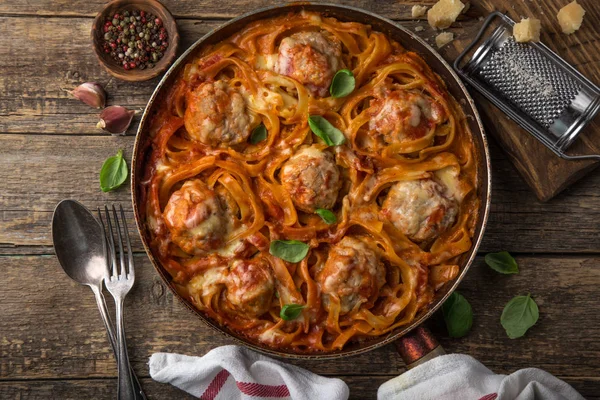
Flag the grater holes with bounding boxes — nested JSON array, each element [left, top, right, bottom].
[[478, 37, 580, 128]]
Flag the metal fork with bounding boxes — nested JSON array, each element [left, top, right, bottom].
[[99, 204, 137, 400]]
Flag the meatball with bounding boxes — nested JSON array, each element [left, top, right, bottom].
[[280, 146, 341, 213], [163, 179, 227, 255], [369, 88, 445, 145], [225, 258, 275, 317], [184, 80, 253, 147], [275, 31, 343, 97], [381, 179, 458, 242], [318, 236, 386, 315]]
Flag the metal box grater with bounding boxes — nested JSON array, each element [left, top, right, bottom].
[[454, 12, 600, 161]]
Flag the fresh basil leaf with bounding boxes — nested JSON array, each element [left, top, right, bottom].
[[501, 294, 539, 339], [330, 69, 356, 98], [250, 123, 267, 144], [442, 291, 473, 338], [315, 209, 337, 224], [100, 149, 128, 192], [485, 251, 519, 274], [280, 304, 305, 321], [269, 240, 310, 263], [308, 115, 346, 146]]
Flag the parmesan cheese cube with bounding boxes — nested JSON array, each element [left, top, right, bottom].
[[557, 1, 585, 34], [412, 5, 428, 18], [513, 18, 542, 43], [427, 0, 465, 29], [435, 32, 454, 48]]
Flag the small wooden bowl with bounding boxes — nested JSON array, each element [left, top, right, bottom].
[[91, 0, 179, 82]]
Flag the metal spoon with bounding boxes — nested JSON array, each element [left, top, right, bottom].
[[52, 199, 146, 399]]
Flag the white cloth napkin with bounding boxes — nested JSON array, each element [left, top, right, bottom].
[[378, 354, 585, 400], [149, 347, 584, 400], [148, 345, 349, 400]]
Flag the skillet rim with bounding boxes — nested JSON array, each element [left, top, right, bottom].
[[131, 3, 492, 360]]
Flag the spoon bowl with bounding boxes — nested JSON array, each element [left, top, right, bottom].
[[52, 199, 106, 287]]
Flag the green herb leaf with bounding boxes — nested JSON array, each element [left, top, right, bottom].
[[269, 240, 310, 263], [501, 294, 539, 339], [442, 291, 473, 338], [315, 209, 337, 224], [330, 69, 356, 98], [100, 149, 128, 192], [250, 123, 267, 144], [485, 251, 519, 274], [280, 304, 305, 321], [308, 115, 346, 146]]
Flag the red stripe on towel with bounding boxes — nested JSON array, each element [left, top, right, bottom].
[[478, 394, 498, 400], [237, 381, 291, 397], [201, 369, 231, 400]]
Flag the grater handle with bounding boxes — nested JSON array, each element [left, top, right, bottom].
[[454, 12, 507, 74], [558, 153, 600, 161]]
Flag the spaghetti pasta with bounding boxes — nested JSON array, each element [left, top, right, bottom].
[[140, 11, 479, 353]]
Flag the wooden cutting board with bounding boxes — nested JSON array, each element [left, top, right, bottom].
[[435, 0, 600, 201]]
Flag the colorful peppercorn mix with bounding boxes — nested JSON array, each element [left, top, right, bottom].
[[101, 9, 169, 70]]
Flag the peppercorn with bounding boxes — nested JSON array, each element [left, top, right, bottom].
[[101, 8, 169, 70]]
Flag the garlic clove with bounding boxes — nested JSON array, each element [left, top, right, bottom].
[[97, 106, 136, 134], [69, 82, 106, 109]]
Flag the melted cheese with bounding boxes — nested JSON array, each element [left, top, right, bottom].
[[188, 213, 222, 236], [216, 237, 244, 258], [255, 54, 279, 71], [435, 166, 464, 202], [259, 327, 284, 344], [188, 266, 228, 295], [155, 160, 171, 173]]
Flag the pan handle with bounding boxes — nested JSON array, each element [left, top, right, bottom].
[[395, 326, 445, 369]]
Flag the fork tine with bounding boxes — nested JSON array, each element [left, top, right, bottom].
[[119, 204, 134, 277], [97, 207, 112, 277], [104, 205, 118, 278], [112, 204, 126, 278]]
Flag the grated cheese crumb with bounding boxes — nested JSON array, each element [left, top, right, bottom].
[[415, 26, 424, 32], [412, 5, 428, 18], [435, 32, 454, 48], [557, 1, 585, 34], [427, 0, 465, 29], [513, 18, 542, 42]]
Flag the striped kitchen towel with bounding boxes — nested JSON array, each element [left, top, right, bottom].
[[378, 354, 585, 400], [148, 345, 349, 400]]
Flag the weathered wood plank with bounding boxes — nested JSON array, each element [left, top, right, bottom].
[[3, 9, 600, 202], [0, 254, 405, 379], [0, 16, 470, 135], [1, 254, 600, 385], [0, 378, 196, 400], [0, 0, 452, 20], [1, 135, 600, 254], [0, 18, 218, 135]]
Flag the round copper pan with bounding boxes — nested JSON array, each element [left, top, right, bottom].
[[131, 3, 492, 360]]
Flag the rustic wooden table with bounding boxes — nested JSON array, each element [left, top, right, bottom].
[[1, 1, 599, 399]]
